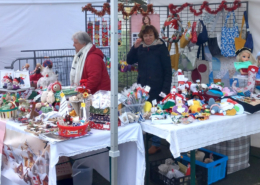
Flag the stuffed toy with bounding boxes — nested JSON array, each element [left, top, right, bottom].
[[12, 78, 21, 90], [4, 76, 13, 90], [189, 100, 202, 113], [162, 87, 177, 110], [222, 87, 237, 96], [232, 65, 259, 94], [172, 94, 188, 115], [207, 98, 223, 114], [37, 63, 58, 89]]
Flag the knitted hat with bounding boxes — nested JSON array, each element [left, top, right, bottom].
[[177, 69, 185, 84], [13, 78, 20, 83]]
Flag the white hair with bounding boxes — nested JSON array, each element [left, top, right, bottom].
[[72, 31, 92, 45]]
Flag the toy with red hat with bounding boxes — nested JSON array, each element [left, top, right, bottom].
[[172, 93, 188, 115], [162, 86, 177, 110], [13, 78, 21, 90]]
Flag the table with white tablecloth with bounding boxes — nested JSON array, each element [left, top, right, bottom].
[[140, 112, 260, 185], [1, 121, 145, 185]]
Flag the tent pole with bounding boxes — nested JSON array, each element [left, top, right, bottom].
[[109, 0, 120, 185]]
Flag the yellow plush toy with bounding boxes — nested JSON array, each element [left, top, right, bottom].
[[189, 100, 202, 113]]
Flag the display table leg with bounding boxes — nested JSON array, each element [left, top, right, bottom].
[[145, 132, 150, 185], [190, 150, 196, 185]]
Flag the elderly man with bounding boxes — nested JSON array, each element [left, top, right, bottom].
[[70, 31, 110, 94]]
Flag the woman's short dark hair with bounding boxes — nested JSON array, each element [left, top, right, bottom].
[[139, 25, 159, 41], [142, 16, 151, 25]]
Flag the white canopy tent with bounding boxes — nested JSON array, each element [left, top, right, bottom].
[[0, 0, 106, 70]]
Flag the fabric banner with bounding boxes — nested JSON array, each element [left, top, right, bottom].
[[87, 19, 93, 43], [94, 20, 100, 46], [102, 20, 108, 46], [0, 120, 6, 184], [2, 127, 50, 185]]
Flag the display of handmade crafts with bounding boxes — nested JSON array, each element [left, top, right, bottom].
[[30, 63, 43, 82], [161, 87, 177, 110], [206, 98, 223, 115], [234, 47, 257, 75]]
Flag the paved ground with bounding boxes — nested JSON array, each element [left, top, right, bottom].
[[57, 139, 260, 185]]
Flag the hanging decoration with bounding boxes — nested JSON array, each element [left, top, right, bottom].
[[87, 18, 93, 43], [82, 1, 241, 17], [169, 0, 241, 16], [102, 19, 108, 46], [94, 19, 100, 46], [82, 3, 154, 17]]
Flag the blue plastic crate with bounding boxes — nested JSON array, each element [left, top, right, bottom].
[[180, 148, 228, 185]]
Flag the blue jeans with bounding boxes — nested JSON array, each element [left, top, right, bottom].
[[152, 136, 161, 147]]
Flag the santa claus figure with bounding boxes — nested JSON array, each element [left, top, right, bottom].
[[161, 86, 177, 110]]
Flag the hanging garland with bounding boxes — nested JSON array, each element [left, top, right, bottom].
[[169, 0, 241, 16], [82, 3, 154, 17], [82, 1, 241, 17]]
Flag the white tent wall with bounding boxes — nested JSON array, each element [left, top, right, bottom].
[[0, 0, 106, 70], [151, 0, 260, 148]]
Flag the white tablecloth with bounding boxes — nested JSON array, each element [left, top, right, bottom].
[[4, 121, 145, 185], [141, 112, 260, 158]]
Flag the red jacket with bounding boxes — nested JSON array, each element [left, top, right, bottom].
[[81, 45, 110, 94]]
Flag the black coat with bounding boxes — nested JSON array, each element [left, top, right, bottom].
[[127, 39, 172, 102]]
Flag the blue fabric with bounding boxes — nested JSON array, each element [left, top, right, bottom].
[[152, 136, 161, 147], [244, 11, 253, 52], [212, 57, 221, 71], [209, 71, 214, 85], [208, 89, 223, 96], [221, 11, 239, 57]]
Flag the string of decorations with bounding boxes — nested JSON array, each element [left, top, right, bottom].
[[169, 0, 241, 16], [82, 1, 241, 17], [82, 3, 154, 17]]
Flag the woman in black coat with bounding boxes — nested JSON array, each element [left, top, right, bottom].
[[127, 25, 172, 102], [127, 25, 172, 154]]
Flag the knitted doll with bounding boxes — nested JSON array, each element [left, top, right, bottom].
[[234, 47, 256, 75]]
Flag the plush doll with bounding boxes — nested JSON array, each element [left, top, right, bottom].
[[172, 94, 188, 115], [234, 47, 257, 75], [162, 87, 177, 110], [207, 98, 223, 114], [13, 78, 21, 90], [188, 100, 202, 113], [222, 87, 237, 96], [37, 65, 58, 89], [232, 65, 259, 94]]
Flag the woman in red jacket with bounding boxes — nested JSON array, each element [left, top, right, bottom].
[[70, 31, 110, 94]]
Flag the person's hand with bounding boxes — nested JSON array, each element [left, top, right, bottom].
[[134, 38, 142, 48]]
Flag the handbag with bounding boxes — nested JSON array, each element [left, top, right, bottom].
[[178, 52, 196, 71], [192, 45, 209, 84], [221, 11, 239, 57], [196, 19, 208, 45], [244, 11, 253, 52], [168, 42, 180, 70], [235, 14, 246, 51], [208, 10, 225, 56], [180, 22, 191, 48]]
